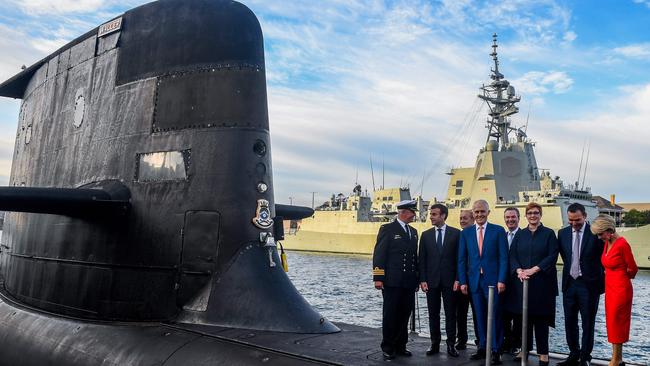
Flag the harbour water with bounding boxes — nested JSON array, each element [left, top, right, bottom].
[[286, 250, 650, 365]]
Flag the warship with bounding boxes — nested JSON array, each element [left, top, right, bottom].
[[283, 35, 650, 269]]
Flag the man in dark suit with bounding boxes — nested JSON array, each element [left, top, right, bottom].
[[419, 203, 461, 357], [557, 203, 604, 366], [458, 200, 508, 365], [502, 207, 522, 355], [373, 200, 419, 360], [455, 209, 478, 350]]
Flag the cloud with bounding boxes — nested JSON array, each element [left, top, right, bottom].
[[632, 0, 650, 9], [563, 31, 577, 42], [431, 0, 572, 45], [514, 71, 573, 95], [30, 37, 69, 54], [0, 24, 48, 81], [10, 0, 110, 15], [529, 82, 650, 201], [613, 43, 650, 59]]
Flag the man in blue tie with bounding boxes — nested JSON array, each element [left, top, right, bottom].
[[458, 200, 508, 365]]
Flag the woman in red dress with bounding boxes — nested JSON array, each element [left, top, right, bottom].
[[590, 215, 638, 366]]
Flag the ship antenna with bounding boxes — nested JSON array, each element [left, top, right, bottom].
[[419, 171, 426, 197], [382, 158, 385, 190], [576, 139, 586, 189], [478, 33, 521, 151], [369, 155, 376, 191], [581, 139, 591, 190], [524, 101, 531, 136], [310, 191, 317, 209]]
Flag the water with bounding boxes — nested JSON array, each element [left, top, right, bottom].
[[286, 251, 650, 365]]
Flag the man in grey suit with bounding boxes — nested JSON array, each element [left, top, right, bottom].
[[419, 204, 461, 357]]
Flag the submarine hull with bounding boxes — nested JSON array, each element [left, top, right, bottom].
[[0, 294, 329, 366]]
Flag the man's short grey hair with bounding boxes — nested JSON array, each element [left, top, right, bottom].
[[473, 199, 489, 211]]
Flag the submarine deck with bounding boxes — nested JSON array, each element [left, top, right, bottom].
[[1, 289, 639, 365], [174, 322, 580, 366]]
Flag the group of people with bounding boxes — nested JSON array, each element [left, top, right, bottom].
[[372, 199, 638, 365]]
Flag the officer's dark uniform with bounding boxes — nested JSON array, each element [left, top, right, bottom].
[[373, 215, 419, 357]]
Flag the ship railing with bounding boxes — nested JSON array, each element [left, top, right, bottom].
[[485, 280, 528, 366]]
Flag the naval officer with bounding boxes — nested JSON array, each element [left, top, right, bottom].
[[373, 199, 419, 360]]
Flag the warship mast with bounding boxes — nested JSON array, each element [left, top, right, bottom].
[[478, 33, 521, 150]]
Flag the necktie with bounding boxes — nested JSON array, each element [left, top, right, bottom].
[[570, 230, 581, 279], [404, 224, 410, 240], [508, 231, 514, 247], [478, 225, 484, 256], [436, 228, 443, 251]]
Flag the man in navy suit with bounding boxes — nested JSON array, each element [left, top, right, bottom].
[[557, 203, 604, 366], [458, 200, 508, 365], [419, 203, 461, 357]]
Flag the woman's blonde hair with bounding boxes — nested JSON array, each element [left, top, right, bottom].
[[590, 214, 616, 235]]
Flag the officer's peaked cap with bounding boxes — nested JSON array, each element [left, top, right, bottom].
[[396, 199, 417, 212]]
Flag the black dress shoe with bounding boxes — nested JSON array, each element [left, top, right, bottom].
[[426, 344, 440, 356], [455, 342, 467, 350], [470, 349, 486, 360], [510, 347, 521, 355], [447, 344, 459, 357], [491, 352, 502, 365], [382, 351, 395, 360], [578, 361, 591, 366], [558, 357, 580, 366], [539, 360, 549, 366], [396, 349, 412, 357]]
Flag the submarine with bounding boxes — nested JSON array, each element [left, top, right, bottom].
[[0, 0, 352, 364]]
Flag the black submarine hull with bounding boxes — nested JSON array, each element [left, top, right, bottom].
[[0, 0, 339, 364], [0, 294, 332, 366]]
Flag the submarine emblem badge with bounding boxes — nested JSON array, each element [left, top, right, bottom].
[[252, 199, 273, 229]]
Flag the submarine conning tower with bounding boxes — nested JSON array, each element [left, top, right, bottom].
[[0, 0, 337, 333]]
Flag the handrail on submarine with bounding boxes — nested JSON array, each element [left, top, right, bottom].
[[0, 186, 131, 217]]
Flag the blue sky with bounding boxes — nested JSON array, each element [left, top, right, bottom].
[[0, 0, 649, 206]]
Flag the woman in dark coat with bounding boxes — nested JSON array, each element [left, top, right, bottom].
[[508, 202, 559, 366]]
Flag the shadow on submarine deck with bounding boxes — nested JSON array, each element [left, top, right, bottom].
[[0, 280, 638, 366], [173, 322, 571, 366]]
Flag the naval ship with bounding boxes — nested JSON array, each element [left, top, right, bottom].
[[282, 35, 650, 269]]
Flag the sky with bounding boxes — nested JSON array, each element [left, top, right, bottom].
[[0, 0, 649, 207]]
